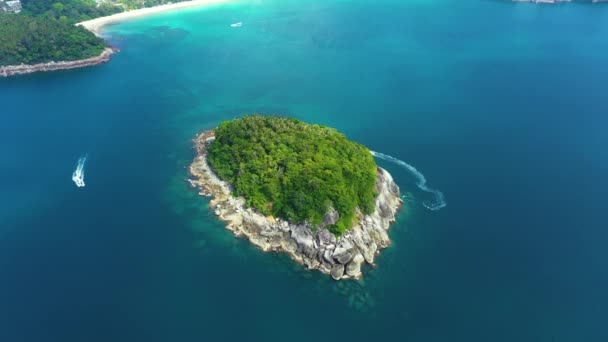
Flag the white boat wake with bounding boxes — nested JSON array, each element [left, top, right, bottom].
[[72, 155, 87, 188], [371, 151, 446, 211], [230, 22, 243, 27]]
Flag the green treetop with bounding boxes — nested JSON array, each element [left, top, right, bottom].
[[207, 115, 378, 236], [0, 13, 106, 66]]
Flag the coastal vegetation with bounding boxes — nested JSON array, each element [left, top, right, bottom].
[[21, 0, 121, 23], [1, 0, 190, 67], [0, 13, 106, 66], [207, 115, 378, 236], [107, 0, 191, 11], [21, 0, 190, 23]]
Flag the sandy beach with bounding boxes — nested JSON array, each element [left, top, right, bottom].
[[77, 0, 232, 36]]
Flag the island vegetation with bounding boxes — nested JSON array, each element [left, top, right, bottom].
[[207, 115, 378, 236]]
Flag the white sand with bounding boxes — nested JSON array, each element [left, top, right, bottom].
[[77, 0, 232, 35]]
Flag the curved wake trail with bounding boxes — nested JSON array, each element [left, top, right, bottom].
[[370, 151, 446, 211], [72, 155, 87, 188]]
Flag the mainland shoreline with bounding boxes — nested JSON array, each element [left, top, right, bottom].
[[5, 0, 601, 78], [77, 0, 232, 36], [0, 48, 116, 77], [1, 0, 230, 77]]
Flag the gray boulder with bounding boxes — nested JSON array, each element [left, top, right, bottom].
[[364, 241, 378, 264], [332, 239, 354, 261], [330, 264, 345, 280], [346, 253, 365, 277], [291, 225, 314, 250], [323, 249, 335, 265], [321, 206, 339, 227], [316, 228, 337, 247], [335, 251, 354, 265]]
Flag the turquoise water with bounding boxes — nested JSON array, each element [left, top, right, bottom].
[[1, 0, 608, 341]]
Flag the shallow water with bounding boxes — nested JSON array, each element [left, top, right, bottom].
[[1, 0, 607, 341]]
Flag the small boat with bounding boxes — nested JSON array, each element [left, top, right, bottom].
[[72, 156, 87, 188], [230, 22, 243, 28]]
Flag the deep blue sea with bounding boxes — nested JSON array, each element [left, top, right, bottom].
[[1, 0, 607, 341]]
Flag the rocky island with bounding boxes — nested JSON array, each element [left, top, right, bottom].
[[189, 115, 402, 280]]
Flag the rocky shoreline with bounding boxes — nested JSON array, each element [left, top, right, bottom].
[[0, 48, 116, 78], [189, 129, 403, 280]]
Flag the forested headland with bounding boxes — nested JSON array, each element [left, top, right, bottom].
[[0, 13, 106, 66], [1, 0, 190, 67]]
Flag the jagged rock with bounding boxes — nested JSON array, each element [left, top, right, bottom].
[[316, 249, 326, 262], [270, 236, 283, 249], [305, 257, 320, 269], [346, 253, 365, 277], [332, 239, 355, 264], [281, 238, 298, 253], [291, 225, 314, 250], [321, 261, 332, 273], [331, 264, 345, 280], [260, 228, 280, 237], [316, 229, 336, 247], [223, 213, 243, 226], [361, 241, 377, 264], [245, 213, 269, 232], [335, 251, 354, 265], [333, 239, 354, 256], [323, 249, 335, 265], [378, 201, 391, 217], [249, 234, 270, 251], [321, 206, 340, 227]]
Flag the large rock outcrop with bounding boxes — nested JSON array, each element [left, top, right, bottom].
[[189, 130, 403, 280]]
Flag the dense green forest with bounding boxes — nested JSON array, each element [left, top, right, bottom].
[[0, 13, 106, 66], [1, 0, 191, 66], [21, 0, 189, 23], [21, 0, 121, 23], [208, 115, 378, 236]]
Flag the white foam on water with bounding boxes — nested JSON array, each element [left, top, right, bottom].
[[371, 151, 446, 211], [72, 155, 87, 188]]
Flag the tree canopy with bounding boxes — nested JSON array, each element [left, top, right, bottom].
[[21, 0, 121, 23], [207, 115, 378, 236], [21, 0, 191, 23], [0, 13, 106, 66], [2, 0, 192, 67]]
